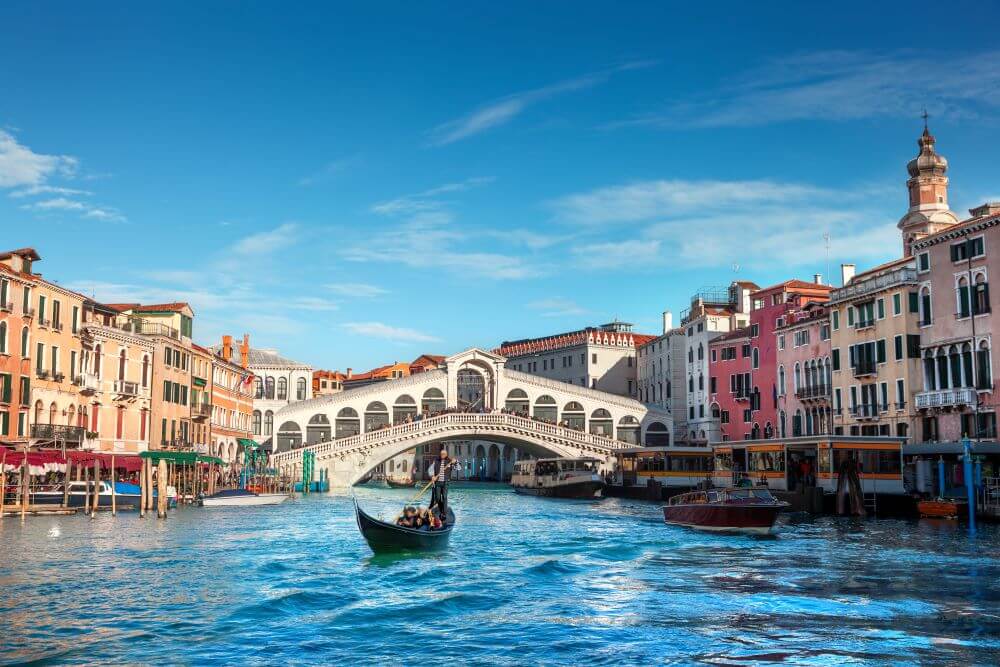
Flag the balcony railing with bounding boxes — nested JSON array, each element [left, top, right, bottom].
[[795, 384, 831, 400], [115, 319, 179, 340], [849, 404, 883, 420], [160, 438, 193, 452], [35, 368, 49, 380], [829, 266, 918, 304], [114, 380, 139, 397], [31, 424, 86, 443], [915, 387, 977, 410], [52, 372, 65, 383], [853, 362, 877, 378], [855, 319, 876, 330], [76, 373, 100, 394], [191, 402, 212, 419]]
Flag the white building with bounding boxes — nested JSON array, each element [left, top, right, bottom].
[[678, 283, 755, 445], [637, 310, 686, 445], [496, 320, 654, 398], [211, 345, 313, 453]]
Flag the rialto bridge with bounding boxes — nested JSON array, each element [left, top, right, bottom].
[[269, 348, 673, 487]]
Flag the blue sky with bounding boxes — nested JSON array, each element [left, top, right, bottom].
[[3, 2, 999, 371]]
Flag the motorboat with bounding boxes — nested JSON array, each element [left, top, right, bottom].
[[663, 486, 788, 535], [29, 481, 174, 509], [200, 488, 289, 507], [511, 457, 605, 498]]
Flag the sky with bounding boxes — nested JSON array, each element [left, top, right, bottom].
[[3, 2, 1000, 372]]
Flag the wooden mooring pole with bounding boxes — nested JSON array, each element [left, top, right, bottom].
[[157, 459, 167, 518], [110, 455, 117, 516], [91, 458, 99, 518]]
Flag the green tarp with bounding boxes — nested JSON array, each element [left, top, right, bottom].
[[237, 438, 261, 450], [139, 451, 227, 466]]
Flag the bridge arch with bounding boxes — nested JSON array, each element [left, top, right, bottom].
[[563, 401, 585, 430], [505, 388, 529, 415], [336, 407, 360, 438], [644, 421, 670, 446], [364, 401, 390, 431], [533, 395, 557, 423], [422, 388, 445, 414], [590, 408, 612, 436], [307, 414, 331, 444], [393, 394, 417, 424], [276, 420, 302, 452], [617, 415, 640, 444]]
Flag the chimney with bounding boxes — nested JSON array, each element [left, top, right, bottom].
[[662, 310, 673, 334], [240, 333, 250, 368], [347, 368, 353, 379], [222, 334, 233, 361], [813, 273, 823, 285], [841, 264, 856, 287]]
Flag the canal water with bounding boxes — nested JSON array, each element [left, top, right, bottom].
[[2, 484, 999, 666]]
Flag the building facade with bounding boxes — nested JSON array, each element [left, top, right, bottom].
[[0, 249, 38, 443], [313, 369, 347, 396], [636, 311, 686, 445], [232, 345, 312, 452], [775, 302, 833, 439], [497, 321, 653, 398], [208, 335, 254, 463]]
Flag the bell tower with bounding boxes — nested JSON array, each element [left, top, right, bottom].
[[897, 114, 957, 256]]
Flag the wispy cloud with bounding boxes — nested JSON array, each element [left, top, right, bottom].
[[288, 296, 339, 312], [9, 184, 92, 198], [298, 157, 356, 187], [426, 61, 657, 146], [20, 196, 126, 222], [550, 179, 827, 225], [343, 211, 540, 280], [571, 239, 662, 269], [325, 282, 388, 298], [527, 298, 589, 318], [0, 130, 78, 188], [342, 321, 440, 343], [614, 50, 1000, 129], [371, 176, 494, 216], [232, 223, 299, 255]]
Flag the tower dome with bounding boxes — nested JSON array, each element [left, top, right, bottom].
[[897, 120, 957, 256]]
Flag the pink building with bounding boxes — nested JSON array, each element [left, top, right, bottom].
[[775, 302, 833, 438], [708, 328, 752, 441]]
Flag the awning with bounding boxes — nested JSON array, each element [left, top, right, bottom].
[[832, 441, 902, 451], [67, 451, 143, 472], [747, 444, 784, 453], [903, 441, 1000, 456], [237, 438, 260, 450], [140, 451, 199, 464]]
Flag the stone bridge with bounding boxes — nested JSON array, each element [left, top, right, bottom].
[[269, 348, 672, 487]]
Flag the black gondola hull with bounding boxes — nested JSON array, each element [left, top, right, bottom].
[[354, 499, 455, 552]]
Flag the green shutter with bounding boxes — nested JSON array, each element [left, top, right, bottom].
[[832, 348, 841, 371], [876, 339, 886, 364], [909, 292, 919, 313], [847, 307, 855, 326], [894, 336, 903, 360], [893, 293, 901, 315], [959, 285, 970, 318], [877, 299, 885, 319]]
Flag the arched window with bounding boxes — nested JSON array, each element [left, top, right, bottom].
[[793, 363, 801, 392], [364, 401, 390, 431], [296, 377, 307, 400], [752, 347, 759, 369], [779, 410, 786, 438], [277, 377, 287, 400], [265, 377, 275, 400], [562, 401, 585, 430], [974, 272, 990, 316], [697, 343, 703, 360], [533, 395, 557, 423], [505, 389, 529, 415], [616, 415, 640, 444], [589, 409, 613, 437], [49, 402, 57, 425], [252, 410, 261, 435], [957, 275, 971, 318], [977, 340, 992, 390], [94, 344, 102, 378], [336, 407, 360, 438], [264, 410, 273, 435], [254, 377, 263, 399], [645, 421, 670, 446], [778, 365, 785, 396], [422, 387, 446, 414], [21, 326, 29, 357], [698, 373, 704, 390], [919, 286, 932, 326]]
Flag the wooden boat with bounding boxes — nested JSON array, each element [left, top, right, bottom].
[[385, 477, 417, 489], [354, 498, 455, 552], [511, 457, 605, 498], [201, 488, 288, 507], [663, 486, 788, 535], [917, 498, 967, 519], [30, 481, 172, 509]]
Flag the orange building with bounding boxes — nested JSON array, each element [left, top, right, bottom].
[[0, 248, 39, 443], [313, 369, 347, 396], [209, 335, 254, 463]]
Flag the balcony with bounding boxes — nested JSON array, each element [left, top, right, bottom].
[[915, 388, 977, 411], [191, 402, 212, 420], [852, 362, 877, 378], [0, 301, 12, 313], [160, 438, 193, 452], [38, 316, 50, 328], [795, 384, 831, 401], [850, 404, 882, 420], [855, 318, 876, 330], [114, 380, 140, 397], [52, 372, 65, 383], [115, 318, 179, 340], [829, 266, 918, 305], [76, 373, 100, 394], [22, 307, 34, 318], [31, 424, 86, 444]]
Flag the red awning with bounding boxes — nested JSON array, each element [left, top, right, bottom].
[[0, 448, 144, 472], [67, 451, 143, 472]]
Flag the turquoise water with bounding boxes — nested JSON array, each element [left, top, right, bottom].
[[2, 484, 1000, 666]]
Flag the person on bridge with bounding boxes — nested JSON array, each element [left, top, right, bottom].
[[427, 448, 457, 517]]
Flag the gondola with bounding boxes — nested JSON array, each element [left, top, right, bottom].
[[385, 478, 417, 489], [353, 497, 455, 552]]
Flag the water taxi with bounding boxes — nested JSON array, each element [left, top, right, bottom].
[[614, 446, 715, 488], [511, 457, 605, 498], [663, 486, 788, 534]]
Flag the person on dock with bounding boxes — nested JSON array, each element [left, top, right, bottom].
[[427, 448, 457, 517]]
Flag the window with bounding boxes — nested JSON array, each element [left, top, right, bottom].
[[710, 376, 717, 393], [951, 237, 984, 262], [917, 251, 930, 273], [741, 344, 751, 358], [894, 335, 903, 361], [38, 294, 46, 322], [893, 293, 902, 316], [752, 347, 759, 369], [877, 298, 885, 319], [36, 342, 44, 371], [777, 335, 785, 351], [896, 378, 905, 409], [711, 349, 717, 362], [297, 377, 307, 400], [832, 310, 839, 330], [832, 348, 840, 371], [591, 353, 597, 364], [750, 324, 759, 338], [0, 321, 5, 354], [52, 300, 61, 328], [72, 305, 79, 334], [20, 327, 28, 357], [919, 288, 932, 326], [907, 334, 921, 359]]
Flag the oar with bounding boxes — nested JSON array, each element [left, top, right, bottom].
[[407, 478, 435, 505]]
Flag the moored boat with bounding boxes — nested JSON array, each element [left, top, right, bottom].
[[30, 481, 172, 509], [201, 488, 289, 506], [917, 498, 967, 519], [354, 498, 455, 552], [385, 477, 417, 489], [511, 457, 605, 499], [663, 486, 788, 535]]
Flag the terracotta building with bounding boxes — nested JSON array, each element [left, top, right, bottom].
[[209, 335, 255, 463], [775, 301, 833, 438], [0, 248, 40, 442]]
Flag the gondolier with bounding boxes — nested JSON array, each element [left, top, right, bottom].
[[427, 448, 457, 515]]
